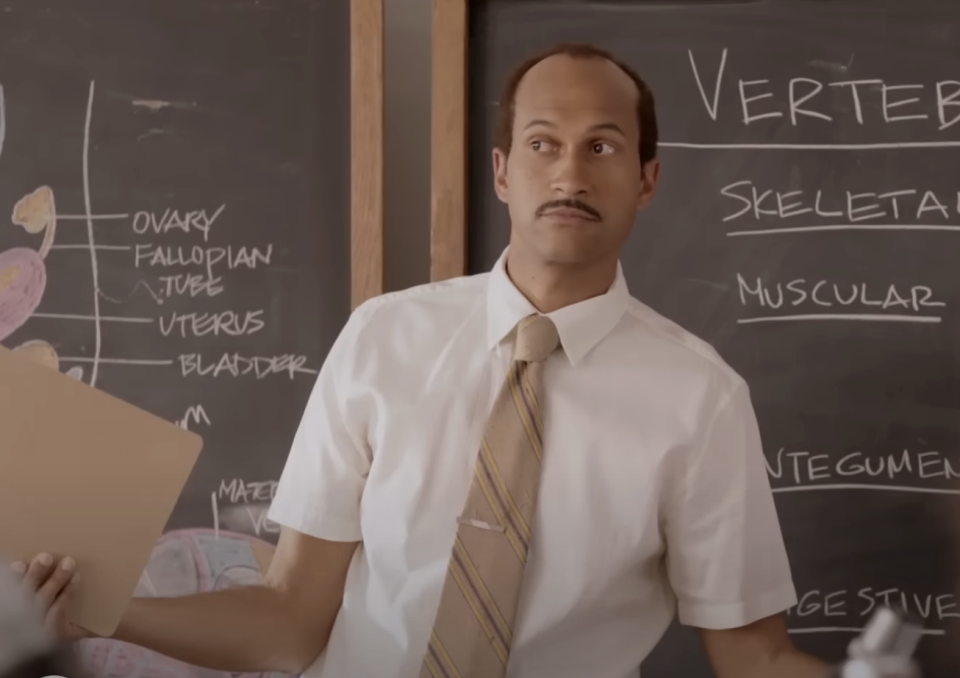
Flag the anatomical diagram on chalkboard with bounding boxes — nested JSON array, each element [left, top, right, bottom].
[[0, 85, 286, 678], [0, 184, 85, 381]]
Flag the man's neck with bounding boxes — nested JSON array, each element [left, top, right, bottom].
[[505, 249, 618, 314]]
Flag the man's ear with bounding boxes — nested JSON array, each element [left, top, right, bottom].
[[493, 148, 509, 204], [637, 158, 661, 210]]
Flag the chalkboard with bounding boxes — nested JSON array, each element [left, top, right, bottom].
[[0, 0, 383, 675], [432, 0, 960, 676]]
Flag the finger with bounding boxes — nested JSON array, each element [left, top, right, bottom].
[[21, 553, 54, 593], [8, 560, 26, 580], [35, 557, 75, 610], [45, 572, 79, 637]]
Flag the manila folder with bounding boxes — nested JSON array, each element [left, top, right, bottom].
[[0, 345, 203, 637]]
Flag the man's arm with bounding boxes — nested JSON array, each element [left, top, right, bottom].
[[19, 527, 358, 675], [661, 381, 826, 675], [115, 526, 358, 673], [21, 300, 378, 673], [699, 614, 832, 678], [112, 299, 376, 672]]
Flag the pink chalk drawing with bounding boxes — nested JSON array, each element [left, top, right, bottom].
[[0, 185, 83, 378], [78, 529, 290, 678], [0, 186, 56, 342], [0, 247, 45, 339]]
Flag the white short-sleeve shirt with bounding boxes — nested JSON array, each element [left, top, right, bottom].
[[268, 248, 797, 678]]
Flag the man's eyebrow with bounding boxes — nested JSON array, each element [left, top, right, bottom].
[[589, 122, 626, 136], [522, 119, 556, 131], [521, 119, 626, 136]]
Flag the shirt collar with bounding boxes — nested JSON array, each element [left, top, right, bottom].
[[485, 247, 631, 366]]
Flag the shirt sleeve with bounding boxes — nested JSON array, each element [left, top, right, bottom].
[[267, 303, 375, 543], [663, 380, 798, 629]]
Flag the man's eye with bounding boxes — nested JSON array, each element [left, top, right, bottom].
[[531, 140, 553, 152], [592, 142, 614, 154]]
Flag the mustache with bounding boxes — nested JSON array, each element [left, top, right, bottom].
[[535, 199, 602, 221]]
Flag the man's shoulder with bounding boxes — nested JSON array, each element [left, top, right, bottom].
[[343, 272, 490, 347], [356, 272, 488, 319], [621, 296, 745, 392]]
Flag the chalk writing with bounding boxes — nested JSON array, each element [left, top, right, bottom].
[[212, 479, 281, 538], [689, 48, 960, 130], [134, 244, 273, 280], [213, 501, 280, 538], [131, 205, 225, 242], [787, 588, 960, 622], [218, 479, 278, 504], [238, 505, 280, 537], [175, 404, 211, 431], [179, 353, 317, 379], [737, 274, 944, 315], [768, 448, 960, 485], [159, 310, 265, 338], [158, 273, 224, 298], [721, 181, 960, 224]]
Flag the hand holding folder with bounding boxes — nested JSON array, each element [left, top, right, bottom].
[[0, 345, 203, 637]]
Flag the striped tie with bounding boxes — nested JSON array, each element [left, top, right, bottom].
[[421, 314, 561, 678]]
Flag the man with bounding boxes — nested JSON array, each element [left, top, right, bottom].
[[15, 44, 833, 678]]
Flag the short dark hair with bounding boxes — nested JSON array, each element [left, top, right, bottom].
[[494, 43, 659, 167]]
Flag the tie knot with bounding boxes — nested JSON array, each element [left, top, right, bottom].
[[513, 315, 560, 363]]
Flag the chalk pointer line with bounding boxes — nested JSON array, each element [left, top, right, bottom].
[[60, 213, 129, 220], [662, 141, 960, 150], [51, 244, 131, 251], [738, 314, 941, 324], [773, 484, 960, 496], [728, 224, 960, 237], [31, 312, 153, 323], [0, 85, 5, 163], [211, 492, 220, 540], [83, 80, 103, 389], [788, 626, 944, 636], [58, 357, 174, 366]]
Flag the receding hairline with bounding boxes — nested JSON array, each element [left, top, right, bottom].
[[515, 52, 644, 108], [493, 43, 660, 165], [511, 55, 643, 140]]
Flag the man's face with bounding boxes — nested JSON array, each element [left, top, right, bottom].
[[493, 54, 660, 266]]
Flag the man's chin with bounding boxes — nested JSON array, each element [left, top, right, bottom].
[[536, 239, 608, 266], [509, 225, 616, 267]]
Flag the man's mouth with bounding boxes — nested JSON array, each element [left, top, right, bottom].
[[542, 207, 599, 221]]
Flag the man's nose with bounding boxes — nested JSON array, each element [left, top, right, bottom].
[[551, 152, 590, 196]]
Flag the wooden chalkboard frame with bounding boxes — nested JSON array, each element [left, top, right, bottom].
[[431, 0, 470, 282], [351, 0, 386, 306]]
